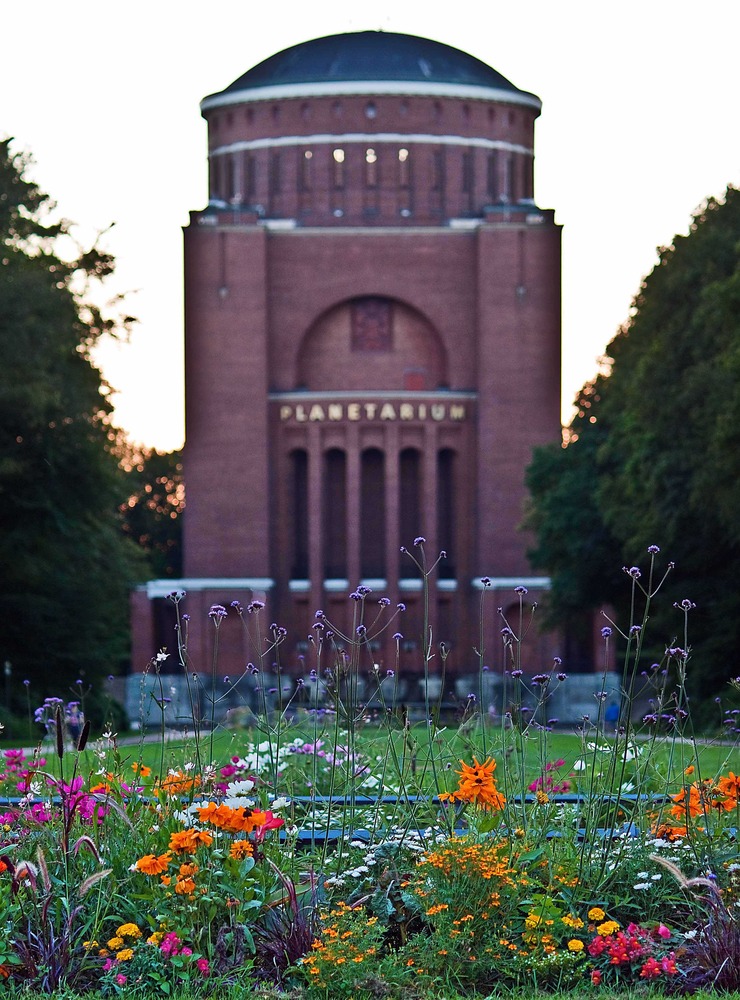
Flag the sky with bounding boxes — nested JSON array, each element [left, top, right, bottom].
[[2, 0, 738, 452]]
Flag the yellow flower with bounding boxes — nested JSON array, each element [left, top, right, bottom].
[[116, 923, 142, 939], [596, 920, 620, 936], [587, 907, 606, 921], [116, 948, 134, 962], [147, 932, 165, 946], [562, 914, 584, 929], [567, 939, 585, 952], [107, 937, 124, 950]]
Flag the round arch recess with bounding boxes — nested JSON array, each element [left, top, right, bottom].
[[295, 295, 448, 391]]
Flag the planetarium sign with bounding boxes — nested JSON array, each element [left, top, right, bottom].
[[276, 399, 471, 423]]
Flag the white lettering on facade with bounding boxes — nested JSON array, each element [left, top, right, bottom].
[[277, 400, 469, 423]]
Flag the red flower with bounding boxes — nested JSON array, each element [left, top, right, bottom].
[[640, 957, 662, 979], [661, 954, 678, 976], [591, 969, 602, 985]]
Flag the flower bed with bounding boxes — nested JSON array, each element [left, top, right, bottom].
[[0, 548, 738, 995]]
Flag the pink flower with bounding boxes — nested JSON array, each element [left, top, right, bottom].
[[180, 946, 193, 957], [196, 958, 210, 975], [115, 974, 127, 985], [160, 931, 181, 957], [656, 924, 671, 939]]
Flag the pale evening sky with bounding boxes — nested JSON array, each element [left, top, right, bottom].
[[2, 0, 738, 452]]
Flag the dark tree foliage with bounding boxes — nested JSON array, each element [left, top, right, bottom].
[[121, 448, 184, 578], [0, 139, 145, 697], [526, 186, 740, 700]]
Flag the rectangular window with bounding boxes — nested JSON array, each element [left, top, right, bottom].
[[299, 149, 313, 191], [244, 153, 255, 199], [487, 150, 498, 201], [398, 148, 410, 188], [333, 148, 345, 189], [462, 151, 473, 194], [365, 148, 378, 187], [269, 152, 281, 195], [432, 148, 444, 191]]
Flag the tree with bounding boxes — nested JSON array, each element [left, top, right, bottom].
[[526, 186, 740, 700], [0, 138, 145, 699], [121, 448, 184, 578]]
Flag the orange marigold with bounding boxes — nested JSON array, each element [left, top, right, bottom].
[[159, 771, 201, 796], [168, 828, 214, 854], [230, 839, 254, 859], [135, 852, 171, 875]]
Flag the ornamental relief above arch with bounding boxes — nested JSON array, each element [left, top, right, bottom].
[[295, 295, 448, 392]]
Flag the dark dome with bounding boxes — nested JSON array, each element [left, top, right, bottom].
[[213, 30, 531, 98]]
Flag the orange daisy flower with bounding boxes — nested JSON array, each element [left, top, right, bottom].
[[454, 757, 506, 811]]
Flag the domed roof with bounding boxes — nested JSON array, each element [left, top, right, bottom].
[[203, 30, 539, 109]]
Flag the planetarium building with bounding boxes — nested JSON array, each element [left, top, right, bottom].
[[131, 30, 563, 710]]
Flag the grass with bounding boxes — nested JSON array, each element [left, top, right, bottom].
[[16, 723, 736, 794]]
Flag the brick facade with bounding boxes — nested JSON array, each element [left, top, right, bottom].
[[130, 32, 563, 703]]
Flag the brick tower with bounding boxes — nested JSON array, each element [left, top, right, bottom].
[[131, 30, 562, 710]]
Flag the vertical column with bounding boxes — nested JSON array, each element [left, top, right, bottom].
[[308, 423, 323, 616], [346, 423, 361, 587], [384, 427, 400, 670], [422, 423, 439, 561], [385, 424, 400, 588], [421, 424, 439, 669]]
